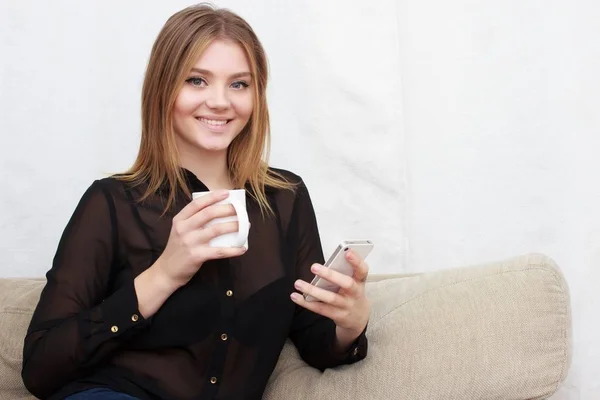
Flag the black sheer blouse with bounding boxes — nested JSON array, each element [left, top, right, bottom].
[[22, 168, 368, 400]]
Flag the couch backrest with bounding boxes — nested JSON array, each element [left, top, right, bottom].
[[263, 253, 572, 400], [0, 278, 44, 400], [0, 254, 572, 400]]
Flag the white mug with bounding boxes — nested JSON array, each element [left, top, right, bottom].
[[191, 189, 250, 249]]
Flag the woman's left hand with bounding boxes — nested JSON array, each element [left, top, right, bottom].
[[290, 249, 371, 346]]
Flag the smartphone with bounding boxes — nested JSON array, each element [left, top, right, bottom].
[[304, 239, 374, 302]]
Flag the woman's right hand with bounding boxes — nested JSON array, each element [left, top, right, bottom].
[[156, 190, 247, 289], [134, 190, 247, 318]]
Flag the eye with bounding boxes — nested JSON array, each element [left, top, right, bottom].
[[185, 77, 207, 87], [231, 80, 250, 90]]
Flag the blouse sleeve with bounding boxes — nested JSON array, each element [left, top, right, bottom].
[[287, 179, 368, 371], [21, 180, 150, 399]]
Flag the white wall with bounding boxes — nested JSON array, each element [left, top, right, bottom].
[[396, 1, 600, 398], [1, 0, 598, 398]]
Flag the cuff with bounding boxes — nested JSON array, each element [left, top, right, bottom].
[[83, 279, 150, 343], [101, 279, 150, 337], [331, 323, 369, 364]]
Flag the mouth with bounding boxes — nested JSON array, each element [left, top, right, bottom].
[[196, 117, 233, 132]]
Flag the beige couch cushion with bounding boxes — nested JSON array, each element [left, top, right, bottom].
[[0, 254, 571, 400], [0, 278, 44, 400], [263, 253, 571, 400]]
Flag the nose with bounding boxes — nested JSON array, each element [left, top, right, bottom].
[[205, 86, 231, 110]]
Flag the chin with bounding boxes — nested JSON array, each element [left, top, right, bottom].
[[194, 138, 233, 153]]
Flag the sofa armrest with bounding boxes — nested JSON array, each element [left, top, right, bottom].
[[264, 253, 572, 400]]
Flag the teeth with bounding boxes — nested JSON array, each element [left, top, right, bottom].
[[200, 118, 228, 126]]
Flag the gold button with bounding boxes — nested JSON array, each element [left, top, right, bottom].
[[111, 325, 119, 333], [210, 376, 217, 384], [352, 347, 359, 356], [226, 290, 233, 297], [221, 333, 228, 341], [131, 314, 139, 322]]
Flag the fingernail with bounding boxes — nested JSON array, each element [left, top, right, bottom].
[[311, 264, 321, 273], [294, 280, 303, 289], [290, 293, 302, 301]]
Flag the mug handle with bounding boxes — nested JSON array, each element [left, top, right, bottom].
[[230, 200, 250, 248]]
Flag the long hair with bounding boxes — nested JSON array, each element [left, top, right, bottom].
[[118, 3, 295, 216]]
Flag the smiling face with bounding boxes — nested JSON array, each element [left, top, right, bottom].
[[173, 39, 254, 160]]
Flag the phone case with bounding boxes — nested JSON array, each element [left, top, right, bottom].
[[304, 240, 374, 302]]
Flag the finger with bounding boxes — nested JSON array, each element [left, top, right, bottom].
[[310, 263, 358, 294], [197, 221, 240, 243], [346, 250, 370, 283], [198, 245, 247, 262], [186, 204, 236, 230], [290, 292, 343, 321], [293, 279, 348, 308], [175, 191, 230, 222]]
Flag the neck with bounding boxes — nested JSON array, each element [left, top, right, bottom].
[[178, 147, 232, 191]]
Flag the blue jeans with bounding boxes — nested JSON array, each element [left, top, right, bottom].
[[64, 388, 139, 399]]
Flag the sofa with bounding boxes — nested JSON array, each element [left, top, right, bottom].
[[0, 253, 571, 400]]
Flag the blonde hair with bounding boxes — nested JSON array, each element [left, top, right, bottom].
[[118, 3, 295, 216]]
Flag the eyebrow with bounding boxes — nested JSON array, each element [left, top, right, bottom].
[[190, 68, 253, 80]]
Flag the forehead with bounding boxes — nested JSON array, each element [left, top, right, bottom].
[[193, 39, 250, 74]]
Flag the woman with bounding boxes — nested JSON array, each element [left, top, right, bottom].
[[22, 4, 370, 400]]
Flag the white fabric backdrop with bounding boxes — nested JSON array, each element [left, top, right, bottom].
[[1, 0, 598, 398]]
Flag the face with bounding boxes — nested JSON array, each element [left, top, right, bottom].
[[173, 39, 254, 158]]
